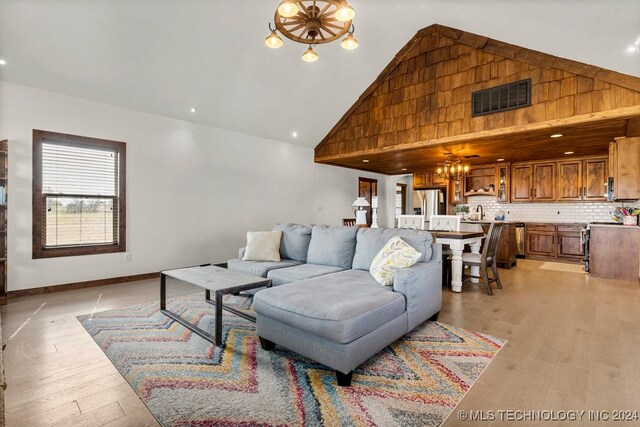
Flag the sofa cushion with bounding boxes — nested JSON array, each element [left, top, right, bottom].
[[242, 231, 282, 262], [227, 258, 302, 278], [267, 263, 345, 286], [352, 228, 433, 271], [254, 270, 405, 344], [272, 223, 312, 262], [370, 236, 422, 286], [306, 225, 358, 269]]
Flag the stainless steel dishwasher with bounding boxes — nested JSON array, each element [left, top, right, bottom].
[[515, 222, 526, 258]]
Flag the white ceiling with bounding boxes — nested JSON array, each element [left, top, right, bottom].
[[1, 0, 638, 148]]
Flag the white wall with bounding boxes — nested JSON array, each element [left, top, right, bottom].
[[0, 81, 388, 291]]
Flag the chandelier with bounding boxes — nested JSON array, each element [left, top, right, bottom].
[[436, 157, 470, 181], [265, 0, 358, 62]]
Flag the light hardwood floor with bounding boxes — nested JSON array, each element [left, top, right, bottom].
[[1, 259, 638, 427]]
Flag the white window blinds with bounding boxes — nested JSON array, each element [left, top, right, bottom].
[[40, 140, 120, 247]]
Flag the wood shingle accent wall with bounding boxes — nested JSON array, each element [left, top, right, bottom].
[[315, 24, 640, 163]]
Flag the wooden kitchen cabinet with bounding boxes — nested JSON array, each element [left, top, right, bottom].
[[511, 164, 533, 202], [511, 161, 556, 202], [557, 157, 607, 202], [532, 162, 556, 201], [557, 225, 584, 260], [526, 223, 557, 258], [583, 158, 607, 200], [590, 225, 640, 280], [497, 223, 517, 268], [557, 160, 583, 201], [413, 171, 446, 190], [608, 137, 640, 200], [525, 223, 586, 262]]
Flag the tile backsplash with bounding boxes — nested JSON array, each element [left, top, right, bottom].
[[461, 197, 640, 223]]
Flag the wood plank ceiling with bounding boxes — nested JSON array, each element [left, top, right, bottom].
[[314, 24, 640, 175]]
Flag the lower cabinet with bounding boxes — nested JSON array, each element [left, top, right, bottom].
[[525, 223, 586, 263], [497, 223, 517, 269], [557, 225, 585, 260]]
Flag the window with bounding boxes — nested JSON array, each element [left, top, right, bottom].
[[33, 130, 126, 258]]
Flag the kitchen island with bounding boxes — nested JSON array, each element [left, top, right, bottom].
[[589, 224, 640, 281]]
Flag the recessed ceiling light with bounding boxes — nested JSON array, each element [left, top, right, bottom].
[[550, 133, 563, 138], [362, 159, 369, 163], [497, 158, 505, 162], [0, 58, 6, 66], [564, 151, 574, 155], [189, 107, 197, 113], [291, 131, 298, 138]]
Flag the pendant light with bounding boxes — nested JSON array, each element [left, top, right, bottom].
[[302, 46, 319, 62], [335, 2, 355, 22], [341, 25, 358, 50], [264, 24, 283, 48], [277, 0, 299, 18]]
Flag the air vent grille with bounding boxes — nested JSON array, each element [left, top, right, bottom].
[[472, 79, 531, 116]]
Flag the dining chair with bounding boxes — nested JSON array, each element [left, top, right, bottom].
[[429, 215, 461, 231], [397, 215, 425, 230], [342, 218, 356, 226], [429, 215, 460, 289], [460, 222, 504, 295]]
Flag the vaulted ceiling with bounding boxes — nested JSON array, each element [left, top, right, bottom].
[[0, 0, 638, 148]]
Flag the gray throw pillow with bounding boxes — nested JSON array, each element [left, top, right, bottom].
[[306, 225, 358, 269], [272, 223, 312, 262]]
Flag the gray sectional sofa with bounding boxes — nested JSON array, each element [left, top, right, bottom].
[[227, 224, 442, 386]]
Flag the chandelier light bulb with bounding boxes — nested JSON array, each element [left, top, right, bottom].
[[265, 30, 283, 48], [341, 33, 358, 50], [464, 165, 469, 172], [277, 0, 299, 18], [302, 46, 319, 62], [437, 168, 442, 174], [335, 2, 355, 22]]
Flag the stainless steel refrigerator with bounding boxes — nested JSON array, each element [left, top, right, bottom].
[[412, 189, 447, 219]]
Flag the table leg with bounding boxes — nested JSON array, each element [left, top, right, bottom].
[[160, 273, 166, 310], [215, 291, 223, 346], [450, 241, 464, 293], [469, 240, 481, 284]]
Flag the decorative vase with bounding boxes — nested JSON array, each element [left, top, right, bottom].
[[623, 215, 637, 226]]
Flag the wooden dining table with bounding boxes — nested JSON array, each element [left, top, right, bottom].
[[428, 230, 485, 293]]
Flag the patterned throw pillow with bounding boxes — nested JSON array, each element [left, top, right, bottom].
[[370, 236, 422, 286]]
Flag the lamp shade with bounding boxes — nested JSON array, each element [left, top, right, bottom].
[[352, 197, 370, 208]]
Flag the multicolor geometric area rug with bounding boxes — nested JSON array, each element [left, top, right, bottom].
[[78, 293, 505, 427]]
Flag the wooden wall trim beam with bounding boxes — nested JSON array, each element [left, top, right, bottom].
[[315, 106, 640, 163], [6, 272, 159, 299]]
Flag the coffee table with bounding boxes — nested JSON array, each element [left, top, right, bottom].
[[160, 265, 271, 347]]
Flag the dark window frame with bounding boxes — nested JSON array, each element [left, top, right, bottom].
[[32, 129, 126, 259]]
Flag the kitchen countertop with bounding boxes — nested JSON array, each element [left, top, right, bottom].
[[589, 223, 639, 229], [460, 220, 588, 224]]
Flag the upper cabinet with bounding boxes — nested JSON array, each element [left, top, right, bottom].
[[557, 157, 607, 202], [511, 162, 555, 202], [511, 164, 533, 202], [512, 156, 607, 203], [609, 137, 640, 201], [413, 171, 446, 190]]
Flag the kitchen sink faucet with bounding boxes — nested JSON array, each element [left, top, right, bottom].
[[476, 205, 484, 220]]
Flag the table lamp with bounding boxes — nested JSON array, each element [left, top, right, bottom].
[[352, 197, 370, 226]]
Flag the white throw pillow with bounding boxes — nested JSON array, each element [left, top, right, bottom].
[[242, 231, 283, 262], [370, 236, 422, 286]]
